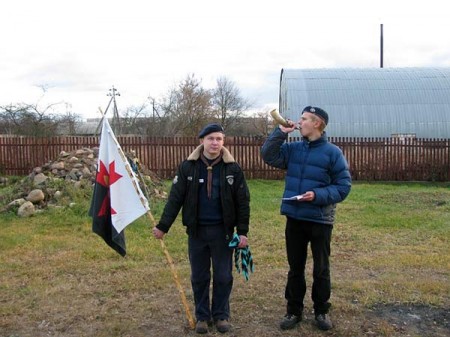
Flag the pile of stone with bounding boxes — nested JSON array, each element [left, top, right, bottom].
[[1, 147, 166, 217]]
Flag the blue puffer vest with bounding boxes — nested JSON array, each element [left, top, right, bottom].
[[261, 128, 351, 225]]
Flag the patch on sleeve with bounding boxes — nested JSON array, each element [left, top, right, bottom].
[[173, 175, 178, 184], [226, 175, 234, 185]]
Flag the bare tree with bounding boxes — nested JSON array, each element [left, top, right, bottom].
[[0, 102, 65, 136], [0, 88, 81, 136], [251, 109, 272, 137], [58, 105, 82, 135], [160, 74, 213, 136], [211, 76, 253, 132], [121, 102, 150, 135], [141, 96, 172, 136]]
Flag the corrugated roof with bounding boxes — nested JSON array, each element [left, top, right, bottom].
[[279, 67, 450, 138]]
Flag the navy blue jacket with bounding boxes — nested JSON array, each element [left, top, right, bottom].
[[156, 145, 250, 237], [261, 128, 351, 225]]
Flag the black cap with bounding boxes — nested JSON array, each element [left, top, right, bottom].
[[302, 106, 329, 125], [198, 123, 224, 138]]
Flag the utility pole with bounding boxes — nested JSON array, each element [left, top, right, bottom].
[[107, 86, 121, 135], [380, 24, 384, 68]]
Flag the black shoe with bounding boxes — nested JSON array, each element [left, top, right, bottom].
[[195, 320, 208, 334], [215, 319, 230, 333], [315, 313, 333, 330], [280, 314, 302, 330]]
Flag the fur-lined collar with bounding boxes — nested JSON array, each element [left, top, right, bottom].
[[187, 145, 235, 163]]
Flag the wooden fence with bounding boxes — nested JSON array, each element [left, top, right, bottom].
[[0, 135, 449, 181]]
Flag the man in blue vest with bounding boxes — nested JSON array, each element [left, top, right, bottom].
[[261, 106, 351, 331]]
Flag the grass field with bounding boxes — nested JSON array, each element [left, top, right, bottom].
[[0, 180, 449, 337]]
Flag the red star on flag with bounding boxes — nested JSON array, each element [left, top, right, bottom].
[[96, 160, 123, 216]]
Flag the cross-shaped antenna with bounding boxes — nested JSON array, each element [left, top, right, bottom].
[[108, 86, 121, 98], [106, 86, 121, 135]]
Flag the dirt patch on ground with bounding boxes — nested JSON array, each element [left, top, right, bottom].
[[364, 304, 449, 337]]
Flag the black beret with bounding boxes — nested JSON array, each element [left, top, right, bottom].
[[198, 123, 224, 138], [302, 106, 329, 125]]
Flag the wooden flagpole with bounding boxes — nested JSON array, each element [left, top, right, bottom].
[[130, 158, 194, 329], [146, 211, 195, 330]]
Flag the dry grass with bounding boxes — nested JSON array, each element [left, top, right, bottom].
[[0, 180, 449, 337]]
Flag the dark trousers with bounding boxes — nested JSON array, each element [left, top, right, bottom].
[[188, 225, 233, 322], [285, 217, 332, 316]]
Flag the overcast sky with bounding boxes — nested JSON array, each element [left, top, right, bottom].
[[1, 0, 449, 120]]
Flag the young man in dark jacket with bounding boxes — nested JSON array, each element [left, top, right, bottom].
[[261, 106, 351, 331], [152, 123, 250, 334]]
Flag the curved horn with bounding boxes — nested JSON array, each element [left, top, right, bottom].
[[270, 109, 291, 127]]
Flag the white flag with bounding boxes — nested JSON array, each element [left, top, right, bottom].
[[96, 118, 149, 233]]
